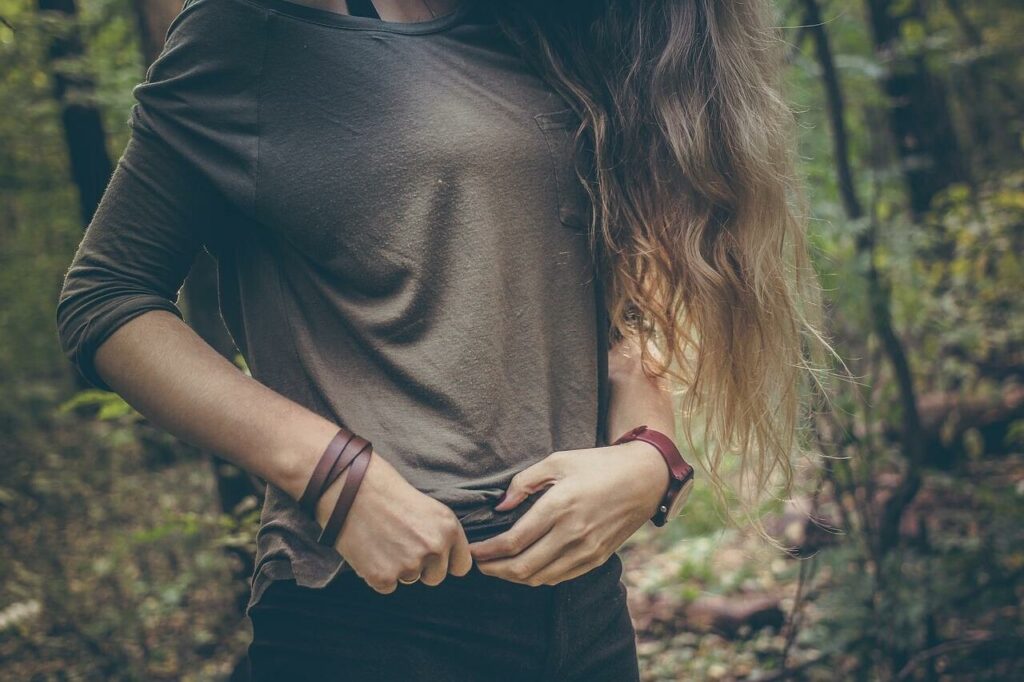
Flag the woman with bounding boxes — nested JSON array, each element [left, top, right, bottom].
[[55, 0, 829, 679]]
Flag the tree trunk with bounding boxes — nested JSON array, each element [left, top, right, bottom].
[[802, 7, 932, 676], [863, 0, 968, 217], [803, 2, 927, 520], [38, 0, 113, 227], [40, 0, 112, 392]]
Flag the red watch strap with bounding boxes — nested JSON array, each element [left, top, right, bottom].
[[633, 431, 693, 483], [613, 425, 692, 482], [318, 445, 373, 548], [612, 424, 649, 446], [612, 425, 694, 526], [298, 429, 354, 516]]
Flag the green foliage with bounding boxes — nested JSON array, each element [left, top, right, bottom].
[[797, 456, 1024, 680], [57, 388, 140, 420], [905, 173, 1024, 391]]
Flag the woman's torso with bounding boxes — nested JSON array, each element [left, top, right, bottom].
[[139, 0, 606, 610]]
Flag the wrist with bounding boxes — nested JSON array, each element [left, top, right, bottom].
[[314, 461, 351, 529], [274, 419, 350, 502], [618, 440, 672, 513], [613, 425, 695, 526]]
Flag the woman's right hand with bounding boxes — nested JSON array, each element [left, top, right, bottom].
[[314, 451, 473, 594]]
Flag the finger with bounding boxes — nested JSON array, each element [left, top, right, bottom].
[[448, 527, 474, 577], [419, 548, 450, 587], [475, 526, 569, 585], [355, 564, 399, 595], [397, 569, 422, 584], [470, 492, 560, 561], [492, 453, 564, 512], [366, 577, 398, 595]]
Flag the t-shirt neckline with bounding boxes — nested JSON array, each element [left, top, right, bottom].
[[260, 0, 475, 34]]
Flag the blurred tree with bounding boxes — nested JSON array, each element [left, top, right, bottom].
[[37, 0, 112, 225], [132, 0, 180, 63], [38, 0, 113, 393], [863, 0, 967, 217]]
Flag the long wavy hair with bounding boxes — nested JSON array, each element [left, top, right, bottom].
[[484, 0, 838, 534]]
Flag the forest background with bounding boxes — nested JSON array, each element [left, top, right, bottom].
[[1, 0, 1021, 680]]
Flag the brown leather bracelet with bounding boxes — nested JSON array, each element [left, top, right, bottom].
[[318, 445, 373, 548], [321, 433, 371, 502], [298, 428, 354, 516]]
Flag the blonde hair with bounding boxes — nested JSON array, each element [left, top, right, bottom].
[[492, 0, 840, 538]]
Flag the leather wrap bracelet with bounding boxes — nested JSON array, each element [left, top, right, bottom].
[[321, 433, 372, 504], [298, 427, 374, 550], [298, 428, 355, 517], [318, 444, 373, 548]]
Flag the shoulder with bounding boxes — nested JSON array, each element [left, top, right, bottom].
[[126, 0, 266, 205], [166, 0, 267, 39], [143, 0, 267, 86], [131, 0, 267, 132]]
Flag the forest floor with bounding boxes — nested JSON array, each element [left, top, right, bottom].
[[620, 514, 817, 681]]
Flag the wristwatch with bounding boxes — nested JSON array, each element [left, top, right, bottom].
[[612, 424, 695, 526]]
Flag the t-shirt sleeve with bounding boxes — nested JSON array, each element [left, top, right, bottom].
[[55, 0, 263, 392]]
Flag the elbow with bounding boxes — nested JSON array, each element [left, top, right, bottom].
[[55, 293, 97, 390], [607, 334, 672, 396], [607, 334, 647, 386], [55, 276, 184, 392]]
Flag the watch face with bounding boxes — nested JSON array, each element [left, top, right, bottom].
[[667, 475, 695, 518]]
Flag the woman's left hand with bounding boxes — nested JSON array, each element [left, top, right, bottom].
[[468, 440, 669, 586]]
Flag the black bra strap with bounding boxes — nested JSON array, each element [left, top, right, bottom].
[[346, 0, 380, 19]]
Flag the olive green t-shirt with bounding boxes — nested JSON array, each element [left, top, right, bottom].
[[55, 0, 610, 614]]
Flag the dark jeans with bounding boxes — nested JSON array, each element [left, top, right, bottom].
[[246, 551, 640, 681]]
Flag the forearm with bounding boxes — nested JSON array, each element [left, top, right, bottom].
[[606, 334, 676, 442], [89, 308, 475, 586], [93, 309, 339, 501], [601, 333, 678, 523]]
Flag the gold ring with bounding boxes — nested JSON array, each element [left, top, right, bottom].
[[398, 575, 420, 585]]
